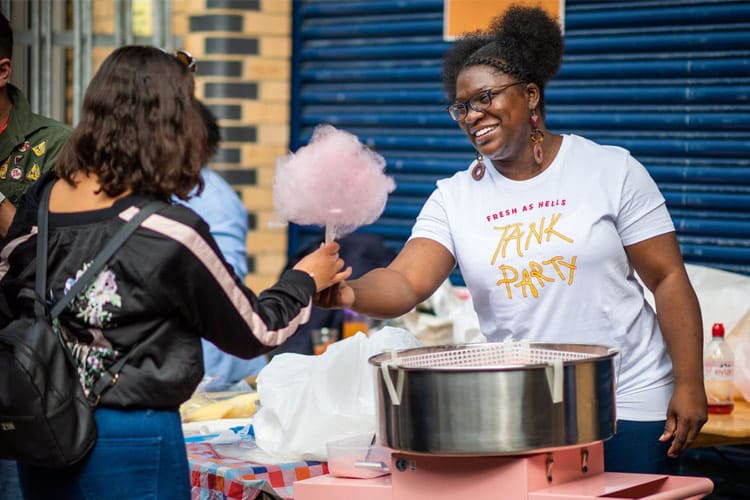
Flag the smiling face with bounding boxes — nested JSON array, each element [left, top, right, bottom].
[[454, 64, 531, 163]]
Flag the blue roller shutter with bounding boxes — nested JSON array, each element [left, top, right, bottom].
[[289, 0, 750, 279]]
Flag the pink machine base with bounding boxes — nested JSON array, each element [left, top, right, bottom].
[[294, 441, 713, 500]]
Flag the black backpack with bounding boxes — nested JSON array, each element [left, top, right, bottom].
[[0, 183, 163, 468]]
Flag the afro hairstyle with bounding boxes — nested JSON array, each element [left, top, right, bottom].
[[442, 6, 564, 103]]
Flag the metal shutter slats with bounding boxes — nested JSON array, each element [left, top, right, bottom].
[[291, 0, 750, 275]]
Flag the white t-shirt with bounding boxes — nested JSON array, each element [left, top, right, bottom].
[[411, 134, 675, 421]]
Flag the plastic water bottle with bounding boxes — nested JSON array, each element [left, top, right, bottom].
[[704, 323, 734, 414]]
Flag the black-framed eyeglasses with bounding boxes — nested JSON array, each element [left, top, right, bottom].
[[446, 81, 525, 122], [175, 49, 197, 73]]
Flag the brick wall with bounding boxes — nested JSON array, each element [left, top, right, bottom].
[[174, 0, 291, 291], [88, 0, 290, 291]]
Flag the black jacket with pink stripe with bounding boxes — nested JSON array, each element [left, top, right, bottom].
[[0, 172, 315, 408]]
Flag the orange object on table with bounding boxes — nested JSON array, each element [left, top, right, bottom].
[[342, 309, 369, 338], [342, 320, 368, 339], [312, 327, 338, 355], [693, 398, 750, 448]]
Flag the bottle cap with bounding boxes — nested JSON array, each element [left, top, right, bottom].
[[711, 323, 725, 337]]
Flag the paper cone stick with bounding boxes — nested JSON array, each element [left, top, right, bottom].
[[325, 223, 336, 245], [325, 208, 342, 244]]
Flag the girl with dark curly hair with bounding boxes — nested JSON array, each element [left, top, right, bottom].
[[318, 6, 706, 474], [0, 45, 351, 498]]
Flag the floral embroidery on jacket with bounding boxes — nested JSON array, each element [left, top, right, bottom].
[[64, 261, 122, 327], [59, 262, 123, 396], [59, 322, 118, 398]]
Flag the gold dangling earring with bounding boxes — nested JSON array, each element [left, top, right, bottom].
[[530, 110, 544, 166], [472, 150, 486, 180]]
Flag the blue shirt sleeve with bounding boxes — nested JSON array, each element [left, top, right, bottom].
[[175, 168, 248, 278]]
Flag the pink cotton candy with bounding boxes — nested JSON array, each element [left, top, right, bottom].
[[273, 124, 396, 241]]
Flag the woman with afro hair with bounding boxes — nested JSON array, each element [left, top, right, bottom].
[[318, 6, 706, 474]]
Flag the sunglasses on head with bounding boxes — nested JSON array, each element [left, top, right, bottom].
[[175, 49, 196, 73]]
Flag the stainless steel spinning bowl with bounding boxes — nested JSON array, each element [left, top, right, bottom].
[[368, 342, 617, 455]]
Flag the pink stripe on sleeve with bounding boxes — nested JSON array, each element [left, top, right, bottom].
[[119, 207, 310, 346], [0, 227, 38, 279]]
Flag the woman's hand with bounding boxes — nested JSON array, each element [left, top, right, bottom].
[[659, 380, 708, 457], [626, 233, 706, 457], [315, 281, 355, 309], [293, 241, 352, 292]]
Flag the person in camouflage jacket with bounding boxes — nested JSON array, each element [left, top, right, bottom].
[[0, 12, 70, 498], [0, 13, 70, 236]]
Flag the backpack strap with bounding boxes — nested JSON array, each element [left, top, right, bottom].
[[34, 182, 165, 319], [34, 180, 167, 404], [32, 182, 53, 318], [89, 350, 132, 404]]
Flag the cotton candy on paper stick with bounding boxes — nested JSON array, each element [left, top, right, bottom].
[[273, 124, 396, 243]]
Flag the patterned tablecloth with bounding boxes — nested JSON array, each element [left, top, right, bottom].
[[188, 442, 329, 500]]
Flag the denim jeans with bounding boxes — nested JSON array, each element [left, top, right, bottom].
[[18, 408, 190, 499], [0, 459, 23, 500], [604, 419, 680, 474]]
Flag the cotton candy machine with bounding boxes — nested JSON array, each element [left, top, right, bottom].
[[295, 342, 713, 499]]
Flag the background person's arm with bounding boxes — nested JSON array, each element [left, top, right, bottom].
[[0, 196, 16, 238], [626, 232, 707, 457]]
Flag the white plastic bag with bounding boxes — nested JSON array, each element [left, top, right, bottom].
[[252, 326, 422, 462], [640, 264, 750, 347], [727, 309, 750, 402], [401, 279, 483, 345]]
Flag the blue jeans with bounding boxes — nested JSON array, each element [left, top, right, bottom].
[[0, 459, 23, 499], [604, 419, 679, 474], [18, 408, 190, 499]]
